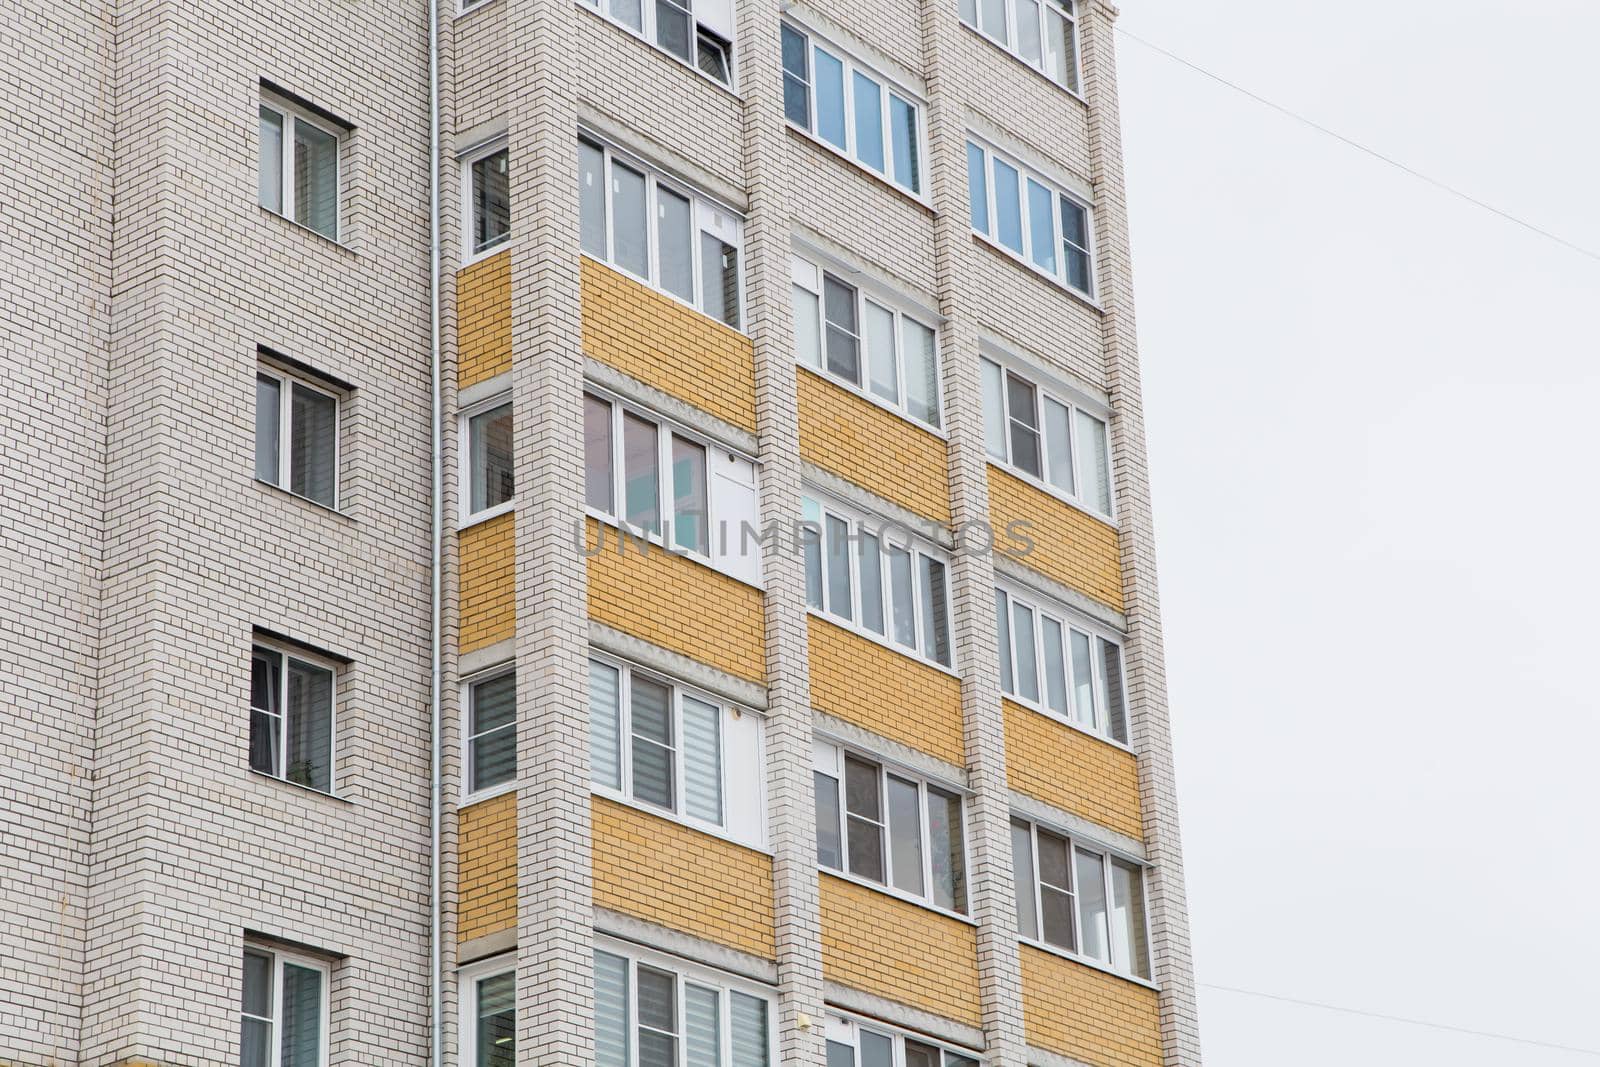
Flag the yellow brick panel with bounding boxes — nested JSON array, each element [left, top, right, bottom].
[[581, 258, 757, 432], [592, 797, 775, 959], [585, 518, 765, 683], [989, 466, 1123, 612], [1020, 944, 1162, 1067], [820, 874, 981, 1026], [1003, 700, 1143, 841], [796, 371, 950, 524], [459, 791, 517, 942], [459, 512, 515, 653], [457, 251, 512, 388], [807, 616, 963, 764]]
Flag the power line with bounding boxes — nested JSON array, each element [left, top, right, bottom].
[[1115, 26, 1600, 265], [1200, 981, 1600, 1058]]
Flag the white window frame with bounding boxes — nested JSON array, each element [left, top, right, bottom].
[[459, 391, 515, 526], [255, 362, 342, 510], [258, 91, 343, 241], [583, 387, 761, 585], [241, 943, 332, 1067], [981, 355, 1114, 521], [249, 639, 339, 796], [575, 0, 737, 90], [779, 22, 929, 199], [813, 740, 970, 917], [461, 136, 510, 265], [589, 652, 766, 848], [1011, 817, 1154, 982], [966, 137, 1095, 299], [802, 493, 954, 670], [458, 954, 516, 1065], [594, 937, 778, 1067], [579, 134, 746, 329], [958, 0, 1082, 94], [461, 664, 518, 804], [994, 582, 1129, 747], [824, 1012, 982, 1067], [791, 253, 944, 431]]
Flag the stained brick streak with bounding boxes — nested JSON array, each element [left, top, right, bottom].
[[820, 873, 982, 1026], [585, 518, 766, 683], [796, 370, 951, 523], [592, 797, 776, 958], [1020, 944, 1162, 1067], [459, 512, 516, 653], [1003, 699, 1143, 840], [988, 466, 1124, 611], [458, 251, 513, 388], [582, 259, 758, 432], [458, 791, 517, 941], [807, 616, 964, 764]]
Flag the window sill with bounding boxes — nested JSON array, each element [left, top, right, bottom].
[[254, 478, 355, 522], [958, 21, 1090, 108], [248, 768, 354, 805], [1019, 936, 1158, 991], [573, 1, 742, 101], [258, 205, 356, 256], [584, 509, 762, 590], [459, 500, 515, 531], [986, 459, 1117, 529], [592, 787, 771, 854], [1002, 693, 1133, 755], [462, 239, 510, 268], [796, 362, 946, 441], [969, 231, 1103, 315], [461, 780, 517, 809], [784, 123, 934, 214], [820, 867, 976, 926], [805, 608, 960, 679]]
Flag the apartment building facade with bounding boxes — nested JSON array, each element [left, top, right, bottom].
[[1, 0, 1198, 1064]]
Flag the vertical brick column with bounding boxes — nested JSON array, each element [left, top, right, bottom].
[[736, 4, 827, 1063], [920, 6, 1029, 1067], [1082, 6, 1203, 1065], [504, 0, 594, 1062]]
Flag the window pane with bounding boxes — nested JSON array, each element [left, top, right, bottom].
[[630, 677, 674, 809], [793, 284, 821, 367], [700, 233, 740, 327], [595, 952, 632, 1067], [824, 514, 852, 620], [1010, 819, 1038, 940], [1009, 413, 1042, 478], [980, 0, 1008, 42], [655, 0, 692, 61], [279, 963, 322, 1067], [903, 1040, 938, 1067], [886, 775, 924, 897], [823, 276, 859, 383], [1075, 848, 1110, 962], [1011, 603, 1038, 702], [683, 985, 720, 1067], [637, 965, 677, 1033], [242, 949, 273, 1016], [1016, 0, 1042, 63], [857, 532, 884, 636], [1062, 197, 1092, 292], [242, 1018, 272, 1067], [814, 770, 843, 869], [1041, 617, 1068, 716], [928, 786, 965, 912], [1076, 410, 1112, 514], [1070, 628, 1096, 728], [994, 589, 1013, 693], [980, 359, 1006, 459], [889, 94, 919, 192], [250, 649, 282, 777], [623, 412, 660, 534], [958, 0, 977, 23], [696, 30, 731, 83], [815, 48, 847, 149], [293, 120, 339, 239], [781, 26, 811, 127], [802, 498, 824, 610], [847, 813, 884, 883], [477, 972, 516, 1067], [1111, 858, 1151, 978], [1037, 828, 1070, 889], [852, 71, 884, 172], [844, 755, 880, 820], [901, 320, 939, 426], [918, 556, 950, 666], [966, 142, 989, 233], [729, 992, 769, 1067], [580, 140, 608, 258], [1043, 397, 1075, 495], [1101, 638, 1128, 744], [681, 696, 722, 824], [993, 158, 1023, 254], [471, 673, 518, 792], [611, 162, 649, 277], [657, 186, 694, 301], [290, 383, 337, 507], [255, 374, 281, 484], [1055, 8, 1080, 91], [887, 544, 915, 648], [469, 402, 514, 514], [827, 1042, 855, 1067], [259, 107, 283, 213], [285, 659, 333, 792], [1027, 178, 1057, 273], [609, 0, 643, 31], [472, 148, 510, 253], [584, 395, 614, 512], [1041, 884, 1076, 950], [864, 302, 897, 403], [589, 660, 623, 791], [860, 1030, 894, 1067], [671, 435, 708, 555]]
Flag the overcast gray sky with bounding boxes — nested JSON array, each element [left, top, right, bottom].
[[1116, 1, 1600, 1063]]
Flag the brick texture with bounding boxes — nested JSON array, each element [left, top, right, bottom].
[[807, 617, 964, 764], [459, 512, 516, 653], [1003, 699, 1143, 840], [459, 791, 518, 942], [1020, 944, 1162, 1067], [458, 251, 513, 388], [989, 466, 1124, 611]]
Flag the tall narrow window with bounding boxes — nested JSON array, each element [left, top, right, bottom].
[[585, 393, 615, 512], [469, 145, 510, 256], [781, 25, 811, 126], [473, 971, 516, 1066], [250, 644, 335, 794], [465, 400, 514, 517], [256, 365, 340, 509], [241, 946, 329, 1067], [467, 671, 517, 794], [259, 92, 342, 240], [630, 676, 675, 810]]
